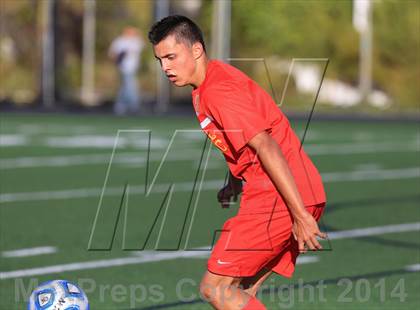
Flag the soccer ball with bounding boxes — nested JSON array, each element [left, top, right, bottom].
[[28, 280, 89, 310]]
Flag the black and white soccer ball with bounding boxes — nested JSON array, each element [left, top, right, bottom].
[[28, 280, 89, 310]]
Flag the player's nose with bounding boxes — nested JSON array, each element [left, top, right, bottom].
[[161, 60, 171, 72]]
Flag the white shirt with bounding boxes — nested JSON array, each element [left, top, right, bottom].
[[109, 35, 144, 74]]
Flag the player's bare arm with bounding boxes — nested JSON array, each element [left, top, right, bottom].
[[248, 131, 327, 252]]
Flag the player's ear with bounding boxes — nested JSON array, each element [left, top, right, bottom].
[[192, 42, 204, 60]]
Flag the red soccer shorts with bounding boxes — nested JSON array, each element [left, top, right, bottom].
[[207, 202, 325, 278]]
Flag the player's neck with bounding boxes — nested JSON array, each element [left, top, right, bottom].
[[191, 56, 209, 89]]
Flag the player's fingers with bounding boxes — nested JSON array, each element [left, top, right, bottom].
[[298, 239, 306, 253], [310, 235, 323, 250], [316, 231, 327, 239], [219, 186, 232, 200], [304, 237, 318, 251], [292, 226, 299, 242], [221, 199, 230, 208], [217, 190, 223, 202], [217, 189, 228, 202]]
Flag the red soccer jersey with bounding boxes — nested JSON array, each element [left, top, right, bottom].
[[191, 60, 326, 209]]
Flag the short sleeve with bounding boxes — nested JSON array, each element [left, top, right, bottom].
[[205, 82, 271, 152]]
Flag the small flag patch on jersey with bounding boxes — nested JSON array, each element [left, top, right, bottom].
[[200, 117, 212, 129]]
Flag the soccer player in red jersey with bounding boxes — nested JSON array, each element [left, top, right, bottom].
[[149, 15, 327, 310]]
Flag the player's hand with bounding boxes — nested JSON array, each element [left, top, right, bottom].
[[292, 211, 327, 253], [217, 182, 242, 208]]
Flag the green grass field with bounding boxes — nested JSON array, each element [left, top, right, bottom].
[[0, 113, 419, 309]]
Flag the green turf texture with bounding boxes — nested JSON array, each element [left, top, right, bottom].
[[0, 114, 419, 309]]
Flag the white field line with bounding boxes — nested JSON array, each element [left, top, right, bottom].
[[1, 222, 419, 280], [405, 264, 420, 272], [327, 222, 420, 240], [0, 167, 419, 204], [0, 135, 27, 147], [0, 254, 318, 281], [321, 167, 420, 182], [304, 141, 419, 155], [0, 141, 418, 170], [17, 124, 97, 135], [0, 180, 223, 204], [1, 246, 57, 258], [0, 151, 201, 170]]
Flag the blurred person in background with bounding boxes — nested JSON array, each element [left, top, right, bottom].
[[109, 26, 144, 115]]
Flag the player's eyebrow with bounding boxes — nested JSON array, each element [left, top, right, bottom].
[[154, 53, 175, 60]]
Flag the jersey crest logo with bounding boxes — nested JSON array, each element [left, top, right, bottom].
[[193, 93, 235, 160]]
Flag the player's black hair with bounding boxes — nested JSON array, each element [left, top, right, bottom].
[[148, 15, 206, 52]]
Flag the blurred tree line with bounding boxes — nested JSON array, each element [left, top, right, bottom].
[[0, 0, 418, 111], [225, 0, 419, 111], [0, 0, 154, 106]]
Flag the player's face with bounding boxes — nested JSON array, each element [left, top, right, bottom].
[[153, 35, 198, 87]]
